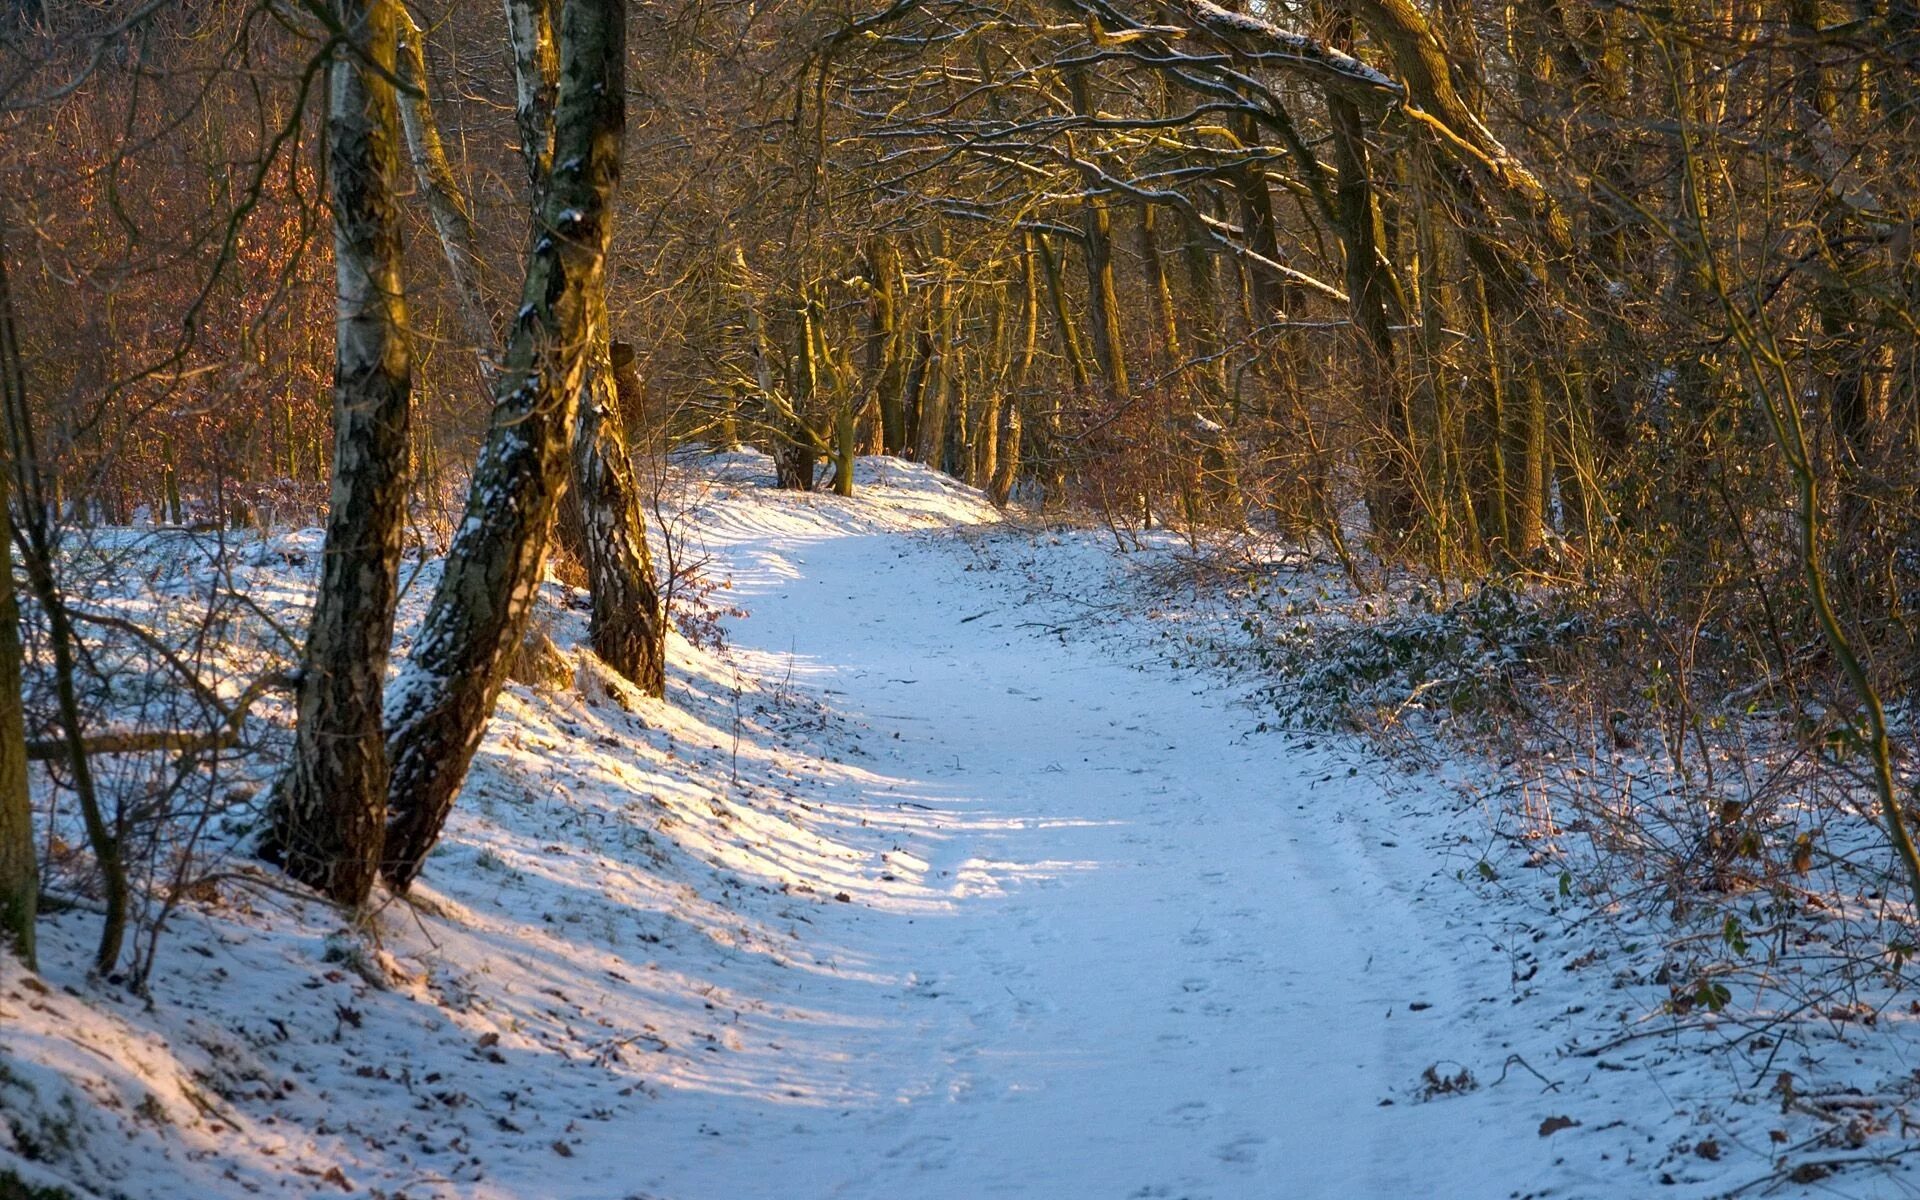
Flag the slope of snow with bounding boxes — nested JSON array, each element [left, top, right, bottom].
[[3, 452, 1917, 1199]]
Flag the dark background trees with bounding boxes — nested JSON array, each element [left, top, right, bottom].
[[5, 0, 1920, 948]]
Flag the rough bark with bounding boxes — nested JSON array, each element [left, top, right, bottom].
[[505, 0, 558, 191], [263, 0, 414, 907], [383, 0, 625, 890], [406, 0, 666, 693], [573, 321, 666, 694]]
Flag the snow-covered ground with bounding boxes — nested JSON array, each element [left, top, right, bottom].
[[4, 454, 1918, 1198]]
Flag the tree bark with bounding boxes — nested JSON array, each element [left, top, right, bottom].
[[505, 0, 558, 191], [1327, 66, 1413, 545], [868, 235, 908, 455], [0, 459, 34, 970], [266, 0, 414, 907], [1068, 70, 1128, 400], [573, 323, 666, 693], [395, 8, 494, 367], [383, 0, 626, 890], [507, 0, 665, 690]]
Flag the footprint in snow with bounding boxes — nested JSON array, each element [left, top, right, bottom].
[[1216, 1134, 1267, 1166], [1152, 1100, 1216, 1128], [883, 1133, 955, 1167]]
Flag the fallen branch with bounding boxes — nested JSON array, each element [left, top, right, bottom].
[[27, 668, 297, 761]]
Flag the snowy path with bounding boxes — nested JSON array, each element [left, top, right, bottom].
[[619, 482, 1596, 1199], [18, 464, 1825, 1200]]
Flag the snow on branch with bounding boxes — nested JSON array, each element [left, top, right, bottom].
[[1182, 0, 1402, 98]]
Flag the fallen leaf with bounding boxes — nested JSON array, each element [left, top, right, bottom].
[[1539, 1115, 1579, 1137]]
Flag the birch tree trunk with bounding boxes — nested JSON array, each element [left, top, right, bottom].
[[383, 0, 626, 889], [573, 310, 666, 694], [395, 9, 493, 365], [263, 0, 413, 907], [396, 24, 669, 674], [505, 0, 558, 191]]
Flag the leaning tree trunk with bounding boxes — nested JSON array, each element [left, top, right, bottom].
[[263, 0, 414, 907], [0, 458, 34, 970], [383, 0, 625, 890], [572, 311, 666, 694], [406, 0, 665, 696]]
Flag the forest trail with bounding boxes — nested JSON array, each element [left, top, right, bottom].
[[612, 462, 1611, 1199], [7, 460, 1823, 1200]]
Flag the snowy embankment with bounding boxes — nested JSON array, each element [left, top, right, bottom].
[[3, 453, 1917, 1199]]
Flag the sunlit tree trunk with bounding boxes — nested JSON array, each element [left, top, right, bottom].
[[395, 9, 493, 366], [1067, 70, 1128, 401], [868, 236, 908, 455], [572, 301, 665, 693], [263, 0, 412, 907], [916, 230, 955, 466], [509, 0, 665, 686], [384, 0, 626, 890]]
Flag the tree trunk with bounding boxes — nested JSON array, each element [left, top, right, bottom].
[[505, 0, 558, 191], [573, 324, 666, 693], [1327, 78, 1413, 545], [1068, 70, 1127, 399], [991, 394, 1022, 507], [0, 459, 34, 970], [868, 235, 908, 455], [916, 232, 954, 466], [395, 9, 493, 366], [400, 0, 664, 701], [266, 0, 414, 907], [383, 0, 625, 890], [1230, 115, 1289, 326], [2, 228, 123, 973]]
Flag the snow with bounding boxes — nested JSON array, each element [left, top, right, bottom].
[[1186, 0, 1402, 94], [5, 452, 1920, 1198]]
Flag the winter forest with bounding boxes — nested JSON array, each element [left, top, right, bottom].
[[4, 0, 1920, 1195]]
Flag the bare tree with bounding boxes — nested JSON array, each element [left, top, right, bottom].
[[261, 0, 415, 908], [0, 391, 32, 972], [382, 0, 627, 889]]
